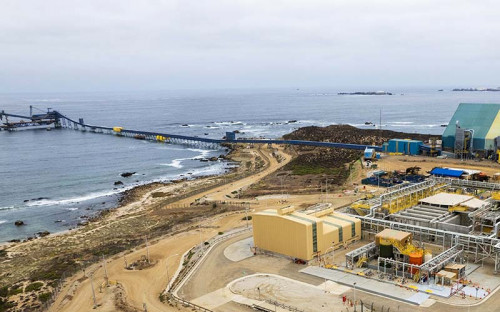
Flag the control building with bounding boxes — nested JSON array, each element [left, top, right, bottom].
[[252, 207, 361, 261]]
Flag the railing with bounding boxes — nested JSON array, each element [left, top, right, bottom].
[[167, 227, 252, 311]]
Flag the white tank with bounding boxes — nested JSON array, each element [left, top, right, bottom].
[[424, 252, 432, 263]]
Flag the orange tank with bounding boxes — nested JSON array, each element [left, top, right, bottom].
[[408, 252, 423, 274]]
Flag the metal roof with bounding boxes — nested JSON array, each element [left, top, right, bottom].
[[430, 167, 464, 177], [444, 167, 481, 176], [442, 103, 500, 150], [419, 193, 473, 207]]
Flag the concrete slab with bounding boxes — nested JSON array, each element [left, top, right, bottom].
[[420, 298, 436, 308], [191, 287, 232, 309], [462, 286, 488, 299], [224, 237, 254, 262], [300, 266, 430, 306], [228, 273, 355, 312], [317, 280, 351, 295], [407, 293, 430, 304]]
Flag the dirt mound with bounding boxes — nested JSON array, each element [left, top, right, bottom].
[[244, 125, 433, 196], [283, 124, 432, 146]]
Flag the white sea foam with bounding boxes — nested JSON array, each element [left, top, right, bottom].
[[0, 206, 14, 211], [188, 148, 213, 159], [214, 121, 245, 126], [66, 207, 78, 211], [0, 220, 7, 225], [26, 189, 121, 207], [162, 158, 189, 169]]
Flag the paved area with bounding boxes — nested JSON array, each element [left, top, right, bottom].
[[301, 266, 432, 305], [224, 237, 254, 262], [182, 232, 500, 312], [191, 273, 355, 312], [228, 274, 362, 312]]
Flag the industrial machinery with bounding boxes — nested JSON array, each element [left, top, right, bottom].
[[454, 121, 474, 159]]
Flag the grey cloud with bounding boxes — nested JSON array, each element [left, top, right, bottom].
[[0, 0, 499, 92]]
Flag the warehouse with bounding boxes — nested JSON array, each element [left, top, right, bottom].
[[442, 103, 500, 153], [252, 207, 361, 261]]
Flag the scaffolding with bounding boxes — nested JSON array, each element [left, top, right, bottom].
[[355, 216, 500, 272], [431, 176, 500, 191], [378, 179, 447, 214], [345, 242, 377, 270], [419, 244, 463, 275], [454, 125, 473, 160]]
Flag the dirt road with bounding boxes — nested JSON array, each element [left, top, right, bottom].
[[50, 146, 293, 312]]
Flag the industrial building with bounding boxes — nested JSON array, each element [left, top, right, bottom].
[[252, 207, 361, 261], [346, 228, 466, 285], [442, 103, 500, 156], [382, 139, 423, 155]]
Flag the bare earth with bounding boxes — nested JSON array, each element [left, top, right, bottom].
[[5, 144, 500, 312], [48, 145, 293, 312]]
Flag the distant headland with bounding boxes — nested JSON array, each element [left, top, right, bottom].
[[338, 91, 392, 95], [452, 87, 500, 92]]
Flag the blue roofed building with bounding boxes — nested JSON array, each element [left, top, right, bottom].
[[429, 167, 464, 178]]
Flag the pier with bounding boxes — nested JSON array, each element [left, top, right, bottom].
[[1, 108, 383, 151]]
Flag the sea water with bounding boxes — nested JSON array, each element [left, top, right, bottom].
[[1, 87, 500, 242]]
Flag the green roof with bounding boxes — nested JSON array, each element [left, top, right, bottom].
[[442, 103, 500, 150]]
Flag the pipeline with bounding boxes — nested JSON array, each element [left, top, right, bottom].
[[51, 110, 384, 151]]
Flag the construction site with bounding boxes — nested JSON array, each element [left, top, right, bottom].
[[5, 103, 500, 312], [225, 175, 500, 310]]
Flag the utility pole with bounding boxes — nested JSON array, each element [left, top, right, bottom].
[[326, 178, 328, 203], [90, 274, 97, 309], [353, 282, 357, 306], [102, 255, 109, 286], [124, 255, 128, 269], [145, 236, 150, 264], [245, 204, 249, 228], [199, 224, 203, 248], [165, 253, 179, 291], [379, 108, 382, 130]]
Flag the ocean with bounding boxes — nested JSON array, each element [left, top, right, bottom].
[[1, 87, 500, 242]]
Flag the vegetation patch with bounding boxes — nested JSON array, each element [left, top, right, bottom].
[[38, 292, 51, 303], [25, 282, 44, 292], [151, 192, 168, 198]]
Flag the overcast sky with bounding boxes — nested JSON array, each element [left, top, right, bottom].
[[1, 0, 498, 92]]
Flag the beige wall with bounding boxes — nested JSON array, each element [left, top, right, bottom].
[[253, 213, 314, 260], [253, 211, 361, 261]]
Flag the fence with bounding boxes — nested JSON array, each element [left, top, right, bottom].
[[42, 147, 274, 311]]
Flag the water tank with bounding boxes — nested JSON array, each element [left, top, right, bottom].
[[379, 242, 393, 259], [409, 252, 423, 274], [424, 252, 432, 263]]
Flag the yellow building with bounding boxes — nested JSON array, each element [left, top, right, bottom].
[[252, 207, 361, 261]]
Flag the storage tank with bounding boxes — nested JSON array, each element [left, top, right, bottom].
[[424, 252, 432, 263], [409, 252, 423, 274], [379, 242, 393, 259]]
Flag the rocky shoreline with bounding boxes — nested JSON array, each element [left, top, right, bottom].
[[2, 145, 238, 246]]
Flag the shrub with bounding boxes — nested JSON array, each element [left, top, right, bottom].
[[151, 192, 167, 198], [38, 292, 51, 303], [0, 287, 8, 298], [25, 282, 43, 292], [8, 286, 22, 296]]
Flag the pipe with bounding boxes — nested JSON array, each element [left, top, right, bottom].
[[489, 221, 500, 238]]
